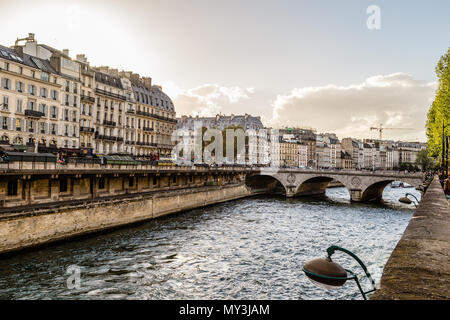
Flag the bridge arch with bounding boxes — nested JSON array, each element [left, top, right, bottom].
[[293, 175, 352, 198], [243, 170, 423, 202], [359, 178, 420, 202], [244, 174, 287, 195]]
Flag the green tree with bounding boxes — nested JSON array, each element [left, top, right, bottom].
[[415, 149, 433, 172], [426, 47, 450, 159]]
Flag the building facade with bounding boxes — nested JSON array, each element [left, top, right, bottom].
[[0, 34, 175, 157]]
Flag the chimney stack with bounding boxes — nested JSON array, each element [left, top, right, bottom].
[[62, 49, 69, 56], [130, 73, 140, 85], [109, 68, 119, 76], [142, 77, 152, 90], [76, 54, 88, 63]]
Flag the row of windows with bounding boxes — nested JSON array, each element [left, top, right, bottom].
[[1, 77, 59, 100], [0, 117, 78, 136], [2, 61, 57, 84], [134, 91, 172, 110]]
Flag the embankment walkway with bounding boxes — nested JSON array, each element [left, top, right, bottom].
[[371, 177, 450, 299]]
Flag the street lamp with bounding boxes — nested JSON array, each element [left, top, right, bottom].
[[399, 193, 419, 207], [302, 245, 376, 300]]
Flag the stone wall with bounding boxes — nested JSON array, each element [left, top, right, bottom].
[[0, 184, 252, 255], [371, 177, 450, 300]]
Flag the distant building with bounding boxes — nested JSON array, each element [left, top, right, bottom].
[[280, 128, 316, 167], [298, 144, 308, 167], [340, 151, 353, 169], [397, 142, 426, 165], [341, 138, 360, 169], [176, 114, 266, 164]]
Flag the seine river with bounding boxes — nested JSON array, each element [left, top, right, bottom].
[[0, 185, 421, 300]]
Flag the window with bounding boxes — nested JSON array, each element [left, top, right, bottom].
[[31, 70, 35, 78], [16, 81, 23, 92], [98, 177, 105, 189], [28, 84, 36, 95], [50, 106, 57, 118], [4, 62, 9, 71], [41, 72, 49, 82], [129, 177, 134, 187], [59, 178, 68, 193], [2, 96, 8, 109], [153, 177, 158, 185], [7, 181, 18, 196], [28, 101, 35, 110], [2, 78, 10, 89], [1, 117, 7, 129]]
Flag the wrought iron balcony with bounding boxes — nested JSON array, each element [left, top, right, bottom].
[[103, 120, 117, 127], [81, 95, 95, 103], [80, 126, 94, 133], [95, 88, 126, 101], [25, 109, 45, 118]]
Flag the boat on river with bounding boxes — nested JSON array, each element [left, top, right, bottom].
[[391, 181, 414, 188]]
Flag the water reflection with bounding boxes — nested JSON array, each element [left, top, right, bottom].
[[0, 185, 419, 300]]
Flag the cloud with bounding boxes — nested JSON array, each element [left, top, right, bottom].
[[270, 73, 437, 141], [162, 82, 254, 117]]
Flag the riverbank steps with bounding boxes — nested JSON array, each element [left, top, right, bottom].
[[371, 177, 450, 300], [0, 184, 251, 255]]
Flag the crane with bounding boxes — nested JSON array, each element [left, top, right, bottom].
[[370, 124, 414, 140]]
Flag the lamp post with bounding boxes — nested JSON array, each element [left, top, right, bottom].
[[302, 245, 376, 300], [399, 193, 419, 207]]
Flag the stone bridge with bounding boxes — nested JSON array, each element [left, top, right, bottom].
[[245, 169, 424, 202]]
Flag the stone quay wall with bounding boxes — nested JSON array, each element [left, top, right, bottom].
[[0, 183, 252, 255], [371, 177, 450, 300]]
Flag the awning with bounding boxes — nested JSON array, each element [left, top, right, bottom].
[[12, 145, 27, 151], [0, 145, 15, 151]]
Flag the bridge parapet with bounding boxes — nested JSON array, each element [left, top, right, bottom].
[[246, 169, 424, 202]]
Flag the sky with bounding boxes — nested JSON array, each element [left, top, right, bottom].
[[1, 0, 449, 142]]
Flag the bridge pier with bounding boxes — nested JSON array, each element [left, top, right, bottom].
[[349, 189, 363, 202]]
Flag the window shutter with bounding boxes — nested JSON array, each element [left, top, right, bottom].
[[20, 119, 24, 131], [54, 124, 58, 135], [44, 105, 48, 117], [44, 122, 48, 134], [7, 117, 11, 130]]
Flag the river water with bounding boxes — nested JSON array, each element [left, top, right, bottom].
[[0, 185, 421, 300]]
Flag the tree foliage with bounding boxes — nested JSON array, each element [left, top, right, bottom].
[[415, 148, 433, 172], [426, 47, 450, 158]]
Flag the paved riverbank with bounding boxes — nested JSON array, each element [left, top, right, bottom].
[[371, 177, 450, 300]]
